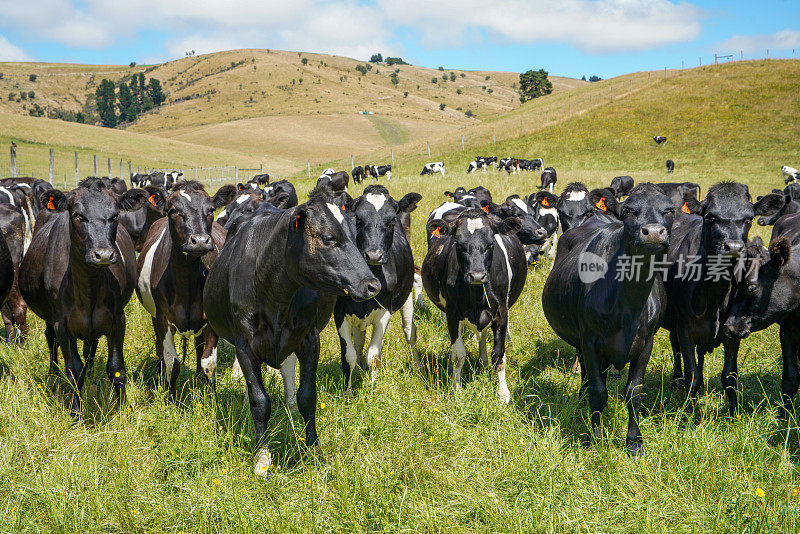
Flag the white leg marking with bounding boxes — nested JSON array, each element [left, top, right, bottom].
[[280, 353, 297, 407], [201, 346, 218, 382], [231, 356, 243, 378], [497, 354, 511, 404], [137, 226, 168, 317], [451, 332, 467, 392], [413, 272, 425, 309], [400, 294, 420, 370], [338, 319, 358, 391], [163, 327, 178, 383], [366, 310, 391, 383], [254, 447, 272, 478]]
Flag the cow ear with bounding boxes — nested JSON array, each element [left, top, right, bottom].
[[398, 192, 422, 213], [41, 190, 67, 211], [293, 205, 308, 231], [753, 192, 786, 216], [680, 193, 702, 215], [769, 237, 791, 269], [499, 217, 521, 235], [143, 186, 167, 212], [426, 218, 450, 238], [589, 188, 619, 217], [118, 188, 149, 211], [444, 191, 454, 198], [332, 191, 352, 211], [480, 200, 500, 215], [534, 191, 557, 208], [212, 184, 238, 208]]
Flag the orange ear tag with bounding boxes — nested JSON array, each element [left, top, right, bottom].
[[596, 197, 607, 211], [47, 198, 55, 210], [295, 214, 301, 229], [681, 202, 691, 214], [541, 198, 549, 207], [148, 195, 158, 207], [432, 226, 441, 238], [482, 205, 489, 213]]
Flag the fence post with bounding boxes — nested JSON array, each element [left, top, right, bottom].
[[461, 135, 464, 151], [10, 144, 16, 177], [351, 155, 354, 170], [427, 142, 431, 157], [107, 158, 111, 177], [681, 60, 684, 70], [520, 120, 523, 137], [699, 57, 701, 66], [664, 67, 667, 80], [235, 166, 239, 181], [128, 161, 132, 177], [74, 152, 79, 185], [49, 149, 54, 184], [93, 154, 98, 177], [648, 71, 651, 84], [391, 148, 394, 167], [307, 160, 311, 179], [492, 128, 495, 145], [767, 49, 769, 59], [120, 160, 123, 180], [611, 86, 613, 101], [545, 111, 548, 123]]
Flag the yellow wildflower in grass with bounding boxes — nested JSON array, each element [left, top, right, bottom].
[[320, 402, 326, 410], [756, 487, 765, 498], [212, 478, 220, 485], [428, 436, 433, 443]]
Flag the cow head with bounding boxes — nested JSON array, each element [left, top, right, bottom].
[[42, 178, 148, 267], [492, 196, 547, 245], [724, 237, 796, 339], [618, 183, 674, 254], [427, 208, 520, 286], [698, 182, 755, 257], [347, 185, 421, 266], [556, 182, 593, 231], [753, 192, 792, 226], [263, 180, 298, 209], [287, 187, 380, 300], [150, 181, 234, 256]]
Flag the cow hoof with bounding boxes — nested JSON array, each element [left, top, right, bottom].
[[231, 359, 244, 379], [626, 442, 644, 458], [498, 386, 512, 405], [254, 447, 272, 478]]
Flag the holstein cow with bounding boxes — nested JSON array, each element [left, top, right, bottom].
[[666, 160, 675, 173], [420, 162, 446, 176], [609, 176, 634, 200], [530, 158, 544, 172], [785, 183, 800, 201], [555, 182, 593, 232], [352, 166, 366, 184], [316, 171, 349, 193], [782, 166, 799, 184], [336, 185, 422, 392], [482, 195, 548, 251], [523, 191, 560, 263], [249, 174, 270, 188], [19, 178, 147, 419], [148, 171, 183, 189], [262, 180, 298, 209], [136, 181, 232, 398], [203, 187, 380, 477], [130, 173, 148, 188], [723, 213, 800, 417], [367, 164, 392, 180], [539, 167, 557, 192], [0, 183, 36, 254], [215, 187, 265, 229], [661, 182, 778, 416], [421, 207, 527, 403], [0, 204, 28, 342], [653, 135, 667, 146], [120, 185, 180, 253], [542, 184, 675, 455]]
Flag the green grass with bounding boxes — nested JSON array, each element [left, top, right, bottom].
[[2, 59, 800, 533]]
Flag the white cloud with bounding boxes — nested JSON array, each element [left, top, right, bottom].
[[0, 35, 32, 61], [718, 29, 800, 55], [0, 0, 704, 59]]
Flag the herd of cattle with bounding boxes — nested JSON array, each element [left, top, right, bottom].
[[0, 159, 798, 475]]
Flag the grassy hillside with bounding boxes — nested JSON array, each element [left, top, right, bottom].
[[1, 59, 800, 533]]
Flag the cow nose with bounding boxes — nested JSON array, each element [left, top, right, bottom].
[[364, 279, 381, 297], [364, 249, 385, 264], [186, 234, 213, 253], [721, 240, 745, 257], [90, 247, 116, 266], [534, 227, 547, 239], [757, 217, 768, 226], [465, 270, 489, 285], [723, 319, 750, 339], [639, 224, 668, 243]]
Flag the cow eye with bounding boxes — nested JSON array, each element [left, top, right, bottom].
[[110, 214, 119, 222], [72, 212, 87, 222], [747, 282, 759, 294], [664, 208, 675, 215], [322, 233, 337, 245]]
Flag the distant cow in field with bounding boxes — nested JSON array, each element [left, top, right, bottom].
[[609, 176, 634, 200], [543, 183, 675, 455], [653, 135, 667, 146], [317, 171, 350, 193], [782, 166, 799, 184], [530, 158, 544, 171], [368, 165, 392, 180], [539, 167, 557, 192], [422, 207, 527, 403], [352, 166, 366, 183], [666, 160, 675, 173], [248, 174, 270, 188], [421, 162, 445, 176]]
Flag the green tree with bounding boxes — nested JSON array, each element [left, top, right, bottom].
[[301, 57, 308, 65], [589, 75, 602, 82], [148, 78, 166, 106], [369, 53, 383, 63], [518, 69, 553, 103], [355, 64, 367, 75], [28, 74, 37, 82], [96, 79, 117, 127], [27, 91, 34, 99], [117, 82, 136, 122]]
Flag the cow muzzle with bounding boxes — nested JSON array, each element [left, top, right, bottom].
[[465, 270, 489, 285], [87, 247, 117, 267], [721, 240, 745, 258], [346, 277, 381, 301], [723, 318, 751, 339], [636, 224, 669, 248], [183, 234, 213, 255], [364, 249, 387, 265]]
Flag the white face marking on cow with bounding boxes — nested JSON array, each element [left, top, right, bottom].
[[180, 191, 192, 202], [494, 234, 513, 306], [466, 218, 484, 234], [137, 226, 168, 317], [365, 192, 386, 211], [326, 202, 345, 224], [250, 183, 258, 189], [511, 198, 529, 213], [0, 186, 15, 206], [236, 194, 249, 204], [430, 202, 461, 220], [263, 186, 273, 196], [566, 190, 586, 201]]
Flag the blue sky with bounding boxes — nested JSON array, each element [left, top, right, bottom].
[[0, 1, 798, 79]]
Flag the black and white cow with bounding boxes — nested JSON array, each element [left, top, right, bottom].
[[316, 171, 349, 193], [420, 162, 445, 176], [367, 165, 392, 180], [555, 182, 593, 233], [248, 174, 270, 188], [352, 166, 366, 184], [653, 135, 667, 146], [262, 180, 298, 209], [335, 185, 422, 392], [666, 160, 675, 173], [148, 171, 183, 189], [421, 208, 526, 402], [539, 167, 557, 192], [524, 191, 560, 263], [468, 156, 498, 173], [215, 187, 264, 228], [782, 165, 799, 184], [609, 176, 634, 200], [530, 158, 544, 172]]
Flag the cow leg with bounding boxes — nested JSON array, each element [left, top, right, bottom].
[[779, 324, 800, 420], [581, 338, 607, 444], [338, 317, 358, 395], [491, 306, 511, 404], [80, 339, 98, 385], [549, 183, 554, 194], [448, 314, 467, 392], [55, 323, 84, 421], [161, 325, 180, 400], [236, 342, 272, 477], [12, 298, 27, 343], [1, 303, 12, 343], [231, 357, 243, 378], [721, 338, 741, 417], [670, 330, 684, 387], [478, 328, 489, 369], [197, 328, 219, 392], [280, 354, 297, 407], [45, 323, 59, 376], [400, 294, 421, 371], [677, 330, 701, 413], [366, 310, 391, 384], [625, 338, 653, 457], [106, 317, 127, 411], [296, 332, 320, 450]]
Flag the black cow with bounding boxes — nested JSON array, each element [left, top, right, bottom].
[[662, 182, 777, 416], [655, 182, 701, 209], [609, 176, 634, 200], [316, 171, 349, 193], [249, 174, 270, 188], [19, 179, 147, 419], [335, 185, 422, 392], [666, 160, 675, 173], [216, 188, 265, 229], [0, 204, 27, 342], [542, 184, 675, 455], [539, 167, 557, 192], [368, 165, 392, 180], [785, 183, 800, 201], [97, 177, 128, 196], [352, 166, 366, 184], [136, 182, 231, 398], [754, 191, 800, 226], [203, 187, 380, 477], [421, 208, 527, 403], [262, 180, 298, 208], [483, 196, 548, 248], [556, 182, 593, 232], [724, 214, 800, 418], [653, 135, 667, 146]]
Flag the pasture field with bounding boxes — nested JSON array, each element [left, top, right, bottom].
[[2, 59, 800, 533]]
